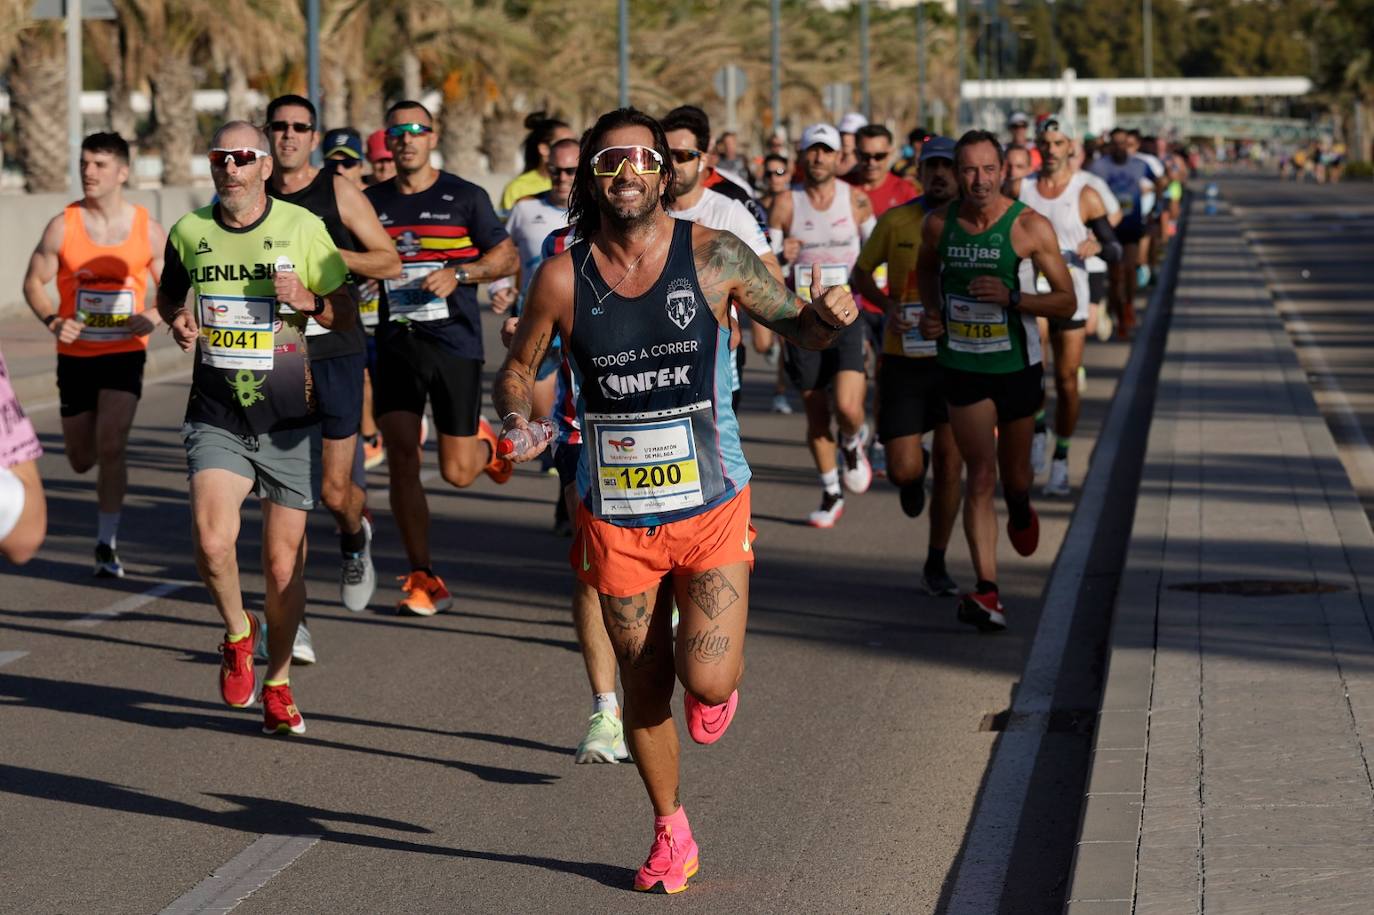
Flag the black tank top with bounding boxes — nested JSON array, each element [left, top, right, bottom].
[[270, 169, 364, 359], [567, 218, 750, 527]]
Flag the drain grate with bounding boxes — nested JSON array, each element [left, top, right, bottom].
[[979, 708, 1096, 735], [1167, 579, 1347, 597]]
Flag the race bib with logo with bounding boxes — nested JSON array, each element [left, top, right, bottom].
[[385, 262, 449, 322], [75, 287, 135, 341], [586, 404, 707, 519], [794, 263, 850, 303], [198, 293, 275, 370], [900, 303, 936, 357], [946, 292, 1011, 354], [358, 280, 380, 329]]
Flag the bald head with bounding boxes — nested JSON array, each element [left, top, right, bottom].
[[212, 120, 270, 151]]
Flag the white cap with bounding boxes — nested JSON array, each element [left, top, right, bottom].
[[837, 111, 869, 134], [800, 123, 841, 152], [1007, 110, 1031, 127]]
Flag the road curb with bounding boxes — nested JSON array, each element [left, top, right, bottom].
[[13, 337, 190, 417], [1061, 197, 1193, 913]]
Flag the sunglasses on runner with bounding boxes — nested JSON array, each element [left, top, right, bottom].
[[268, 120, 314, 134], [208, 147, 270, 168], [386, 122, 434, 138], [330, 157, 362, 169], [857, 151, 890, 163], [549, 165, 578, 178], [766, 167, 789, 177], [669, 148, 702, 164], [590, 145, 663, 178]]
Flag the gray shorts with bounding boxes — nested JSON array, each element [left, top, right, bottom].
[[182, 422, 321, 510]]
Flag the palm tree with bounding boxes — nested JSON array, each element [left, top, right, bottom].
[[115, 0, 301, 186], [6, 13, 69, 193]]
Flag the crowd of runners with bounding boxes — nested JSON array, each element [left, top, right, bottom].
[[0, 98, 1189, 894]]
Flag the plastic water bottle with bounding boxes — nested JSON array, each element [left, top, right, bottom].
[[497, 417, 555, 457]]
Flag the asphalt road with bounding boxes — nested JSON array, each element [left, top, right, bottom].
[[1221, 174, 1374, 521], [0, 311, 1137, 913]]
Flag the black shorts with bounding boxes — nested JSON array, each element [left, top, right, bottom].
[[877, 356, 947, 442], [860, 309, 884, 354], [1048, 317, 1087, 334], [1088, 271, 1107, 303], [311, 350, 366, 440], [1115, 224, 1145, 245], [941, 363, 1044, 423], [554, 441, 582, 491], [373, 332, 482, 438], [57, 350, 146, 418], [783, 320, 865, 392]]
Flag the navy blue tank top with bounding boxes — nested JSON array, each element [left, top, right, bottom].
[[567, 218, 750, 527]]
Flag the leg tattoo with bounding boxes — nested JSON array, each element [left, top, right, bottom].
[[687, 570, 739, 621], [685, 625, 730, 664]]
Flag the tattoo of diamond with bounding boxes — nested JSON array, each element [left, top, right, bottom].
[[688, 570, 739, 620]]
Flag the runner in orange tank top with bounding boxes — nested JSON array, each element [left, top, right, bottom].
[[22, 132, 166, 577]]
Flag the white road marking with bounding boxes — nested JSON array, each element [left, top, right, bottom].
[[944, 212, 1185, 913], [0, 650, 28, 668], [66, 580, 196, 629], [158, 834, 319, 915]]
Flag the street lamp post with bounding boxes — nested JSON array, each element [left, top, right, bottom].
[[771, 0, 781, 134], [916, 1, 926, 129], [619, 0, 629, 107], [1143, 0, 1154, 129], [860, 0, 871, 119], [956, 0, 966, 130]]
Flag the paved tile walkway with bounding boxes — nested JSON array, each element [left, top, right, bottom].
[[1066, 202, 1374, 913]]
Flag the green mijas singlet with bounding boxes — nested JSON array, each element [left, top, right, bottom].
[[935, 199, 1042, 374]]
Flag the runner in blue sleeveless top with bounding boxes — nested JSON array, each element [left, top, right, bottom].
[[495, 108, 856, 895]]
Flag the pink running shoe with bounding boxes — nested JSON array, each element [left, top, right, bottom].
[[634, 822, 700, 894], [684, 690, 738, 745]]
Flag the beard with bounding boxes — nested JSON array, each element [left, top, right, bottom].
[[598, 178, 660, 230]]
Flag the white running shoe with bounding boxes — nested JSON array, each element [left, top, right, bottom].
[[340, 516, 376, 612], [1044, 458, 1071, 496], [1030, 429, 1048, 477], [292, 623, 316, 665], [839, 427, 873, 494], [1095, 310, 1114, 343], [807, 491, 845, 528], [575, 710, 629, 763], [771, 393, 794, 415]]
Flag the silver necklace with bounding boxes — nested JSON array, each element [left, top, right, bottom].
[[581, 220, 662, 306]]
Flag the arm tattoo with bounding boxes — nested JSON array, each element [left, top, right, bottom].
[[687, 570, 739, 620], [602, 592, 651, 632], [685, 625, 730, 664], [492, 367, 533, 422], [526, 330, 549, 374], [693, 232, 838, 349]]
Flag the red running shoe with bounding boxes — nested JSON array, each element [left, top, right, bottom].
[[634, 822, 700, 894], [219, 613, 261, 708], [1007, 507, 1040, 557], [684, 690, 738, 745], [477, 417, 514, 484], [958, 590, 1008, 632], [261, 682, 306, 735]]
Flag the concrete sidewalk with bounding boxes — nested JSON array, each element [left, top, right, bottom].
[[0, 310, 189, 414], [1065, 199, 1374, 912]]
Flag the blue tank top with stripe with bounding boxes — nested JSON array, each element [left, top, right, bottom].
[[567, 218, 749, 528]]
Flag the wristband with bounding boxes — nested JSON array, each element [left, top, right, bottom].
[[303, 295, 326, 317], [455, 266, 470, 284], [1008, 289, 1022, 310], [42, 314, 59, 328]]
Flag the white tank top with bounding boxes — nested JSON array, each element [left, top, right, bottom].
[[788, 181, 860, 291], [1018, 173, 1091, 321]]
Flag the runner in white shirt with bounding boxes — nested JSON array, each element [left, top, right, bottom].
[[663, 110, 784, 415], [1075, 141, 1122, 341]]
